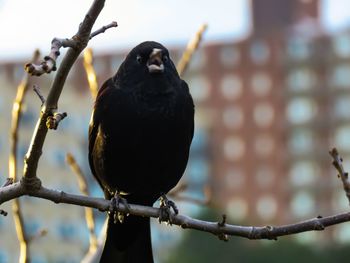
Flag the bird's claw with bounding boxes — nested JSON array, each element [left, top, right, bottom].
[[158, 195, 178, 225], [109, 192, 130, 224]]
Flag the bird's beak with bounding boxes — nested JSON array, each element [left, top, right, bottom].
[[147, 48, 164, 73]]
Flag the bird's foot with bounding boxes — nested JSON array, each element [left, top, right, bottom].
[[158, 194, 178, 225], [109, 192, 130, 224]]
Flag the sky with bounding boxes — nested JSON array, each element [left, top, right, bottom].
[[0, 0, 349, 61]]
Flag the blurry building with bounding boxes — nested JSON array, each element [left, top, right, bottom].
[[1, 0, 350, 261], [202, 0, 350, 245]]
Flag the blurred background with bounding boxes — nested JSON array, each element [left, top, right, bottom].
[[1, 0, 350, 262]]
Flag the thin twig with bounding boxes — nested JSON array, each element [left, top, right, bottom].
[[168, 184, 211, 206], [25, 21, 117, 77], [177, 23, 208, 77], [80, 46, 101, 261], [33, 85, 46, 105], [24, 38, 76, 76], [329, 148, 350, 204], [9, 50, 40, 263], [89, 21, 118, 39], [168, 182, 188, 196], [83, 48, 98, 100], [1, 178, 14, 187], [66, 153, 98, 251], [81, 219, 108, 263], [0, 177, 12, 216]]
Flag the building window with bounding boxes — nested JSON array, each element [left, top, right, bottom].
[[290, 191, 315, 218], [286, 98, 317, 124], [287, 68, 316, 91], [220, 74, 243, 100], [226, 197, 248, 221], [13, 64, 25, 82], [334, 125, 350, 152], [190, 128, 208, 153], [287, 37, 310, 60], [93, 57, 107, 76], [332, 191, 349, 212], [31, 255, 47, 263], [251, 71, 272, 96], [253, 103, 274, 128], [288, 128, 314, 154], [56, 221, 77, 241], [289, 161, 318, 187], [333, 34, 350, 58], [187, 157, 209, 185], [334, 96, 350, 120], [255, 166, 275, 188], [47, 149, 67, 167], [222, 106, 244, 130], [188, 75, 210, 102], [224, 167, 245, 190], [0, 250, 9, 263], [223, 136, 245, 161], [220, 46, 240, 66], [250, 40, 270, 64], [256, 195, 277, 221], [21, 107, 36, 126], [330, 64, 350, 88], [24, 218, 41, 237]]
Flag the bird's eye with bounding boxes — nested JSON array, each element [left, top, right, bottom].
[[136, 55, 142, 64], [163, 55, 169, 62]]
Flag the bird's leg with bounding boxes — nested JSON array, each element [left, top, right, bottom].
[[109, 191, 130, 224], [158, 194, 178, 225]]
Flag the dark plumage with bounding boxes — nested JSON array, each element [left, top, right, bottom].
[[88, 41, 194, 263]]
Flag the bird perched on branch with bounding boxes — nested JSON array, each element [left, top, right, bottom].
[[89, 41, 194, 262]]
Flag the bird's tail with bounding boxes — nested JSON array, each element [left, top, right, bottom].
[[100, 214, 154, 263]]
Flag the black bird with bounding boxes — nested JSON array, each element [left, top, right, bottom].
[[88, 41, 194, 262]]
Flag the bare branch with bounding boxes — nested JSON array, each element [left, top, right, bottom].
[[24, 38, 76, 76], [24, 20, 116, 77], [89, 21, 118, 39], [33, 85, 46, 105], [2, 181, 350, 242], [329, 148, 350, 204], [83, 48, 98, 99], [177, 23, 208, 77], [66, 153, 98, 250], [22, 0, 106, 184], [13, 200, 29, 263], [10, 50, 40, 263]]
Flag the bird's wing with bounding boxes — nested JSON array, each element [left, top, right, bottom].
[[181, 79, 195, 143], [88, 78, 115, 194]]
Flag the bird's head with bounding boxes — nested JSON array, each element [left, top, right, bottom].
[[115, 41, 180, 89]]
